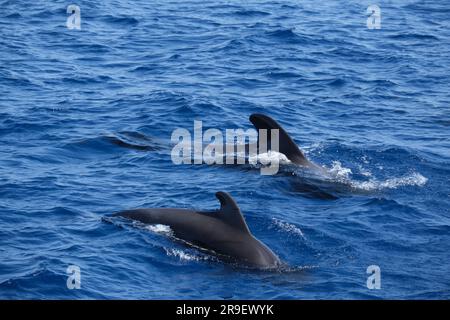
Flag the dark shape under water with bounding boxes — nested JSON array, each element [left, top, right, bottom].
[[105, 131, 162, 151]]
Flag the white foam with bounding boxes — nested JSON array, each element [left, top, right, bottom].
[[361, 155, 370, 164], [165, 248, 196, 261], [248, 150, 291, 166], [145, 224, 173, 235], [352, 172, 428, 191], [165, 248, 211, 262], [325, 160, 427, 191], [328, 160, 352, 181], [272, 218, 305, 239], [358, 164, 373, 177]]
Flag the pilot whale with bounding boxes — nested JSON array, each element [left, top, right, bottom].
[[111, 191, 281, 269], [248, 113, 324, 172]]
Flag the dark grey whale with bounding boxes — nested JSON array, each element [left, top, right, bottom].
[[249, 113, 323, 171], [112, 191, 281, 269]]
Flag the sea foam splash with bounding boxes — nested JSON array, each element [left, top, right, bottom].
[[328, 161, 353, 181], [352, 172, 428, 191], [272, 218, 305, 239], [165, 248, 213, 262], [250, 150, 291, 165], [327, 161, 428, 191], [145, 224, 173, 235]]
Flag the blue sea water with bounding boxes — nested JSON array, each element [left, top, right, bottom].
[[1, 0, 449, 299]]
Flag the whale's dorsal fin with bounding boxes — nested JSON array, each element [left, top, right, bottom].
[[215, 191, 251, 234], [249, 113, 310, 166]]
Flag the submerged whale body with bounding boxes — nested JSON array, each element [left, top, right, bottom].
[[111, 192, 281, 269]]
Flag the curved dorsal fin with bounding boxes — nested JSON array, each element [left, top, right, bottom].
[[215, 192, 251, 234], [249, 113, 310, 166]]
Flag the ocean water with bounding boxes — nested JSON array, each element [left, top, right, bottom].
[[0, 0, 449, 299]]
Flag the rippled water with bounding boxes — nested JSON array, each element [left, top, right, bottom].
[[1, 0, 449, 299]]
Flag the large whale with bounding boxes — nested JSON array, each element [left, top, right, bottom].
[[111, 191, 281, 269]]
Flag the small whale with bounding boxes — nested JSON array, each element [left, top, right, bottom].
[[249, 114, 350, 199], [110, 191, 281, 269]]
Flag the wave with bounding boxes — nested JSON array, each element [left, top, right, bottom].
[[231, 10, 270, 17], [388, 33, 440, 41], [265, 28, 307, 44], [100, 15, 139, 26]]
